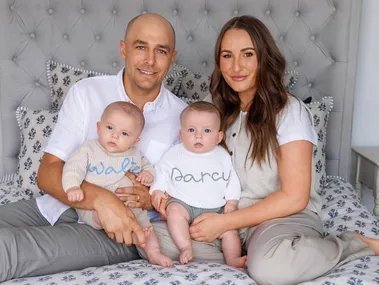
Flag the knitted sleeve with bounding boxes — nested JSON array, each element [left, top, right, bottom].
[[62, 142, 90, 192]]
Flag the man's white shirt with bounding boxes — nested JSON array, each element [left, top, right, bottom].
[[37, 69, 187, 225]]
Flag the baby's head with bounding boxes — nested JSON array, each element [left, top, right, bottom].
[[180, 101, 224, 153], [97, 101, 144, 153]]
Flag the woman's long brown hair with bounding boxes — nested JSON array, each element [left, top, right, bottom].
[[210, 15, 288, 167]]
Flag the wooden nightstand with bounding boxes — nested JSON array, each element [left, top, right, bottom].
[[352, 146, 379, 216]]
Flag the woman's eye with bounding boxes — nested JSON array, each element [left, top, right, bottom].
[[188, 128, 195, 132], [222, 54, 232, 59], [204, 129, 211, 133], [244, 52, 253, 57]]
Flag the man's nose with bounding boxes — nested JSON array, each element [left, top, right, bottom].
[[144, 50, 155, 66]]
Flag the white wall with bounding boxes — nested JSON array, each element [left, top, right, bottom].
[[352, 0, 379, 146]]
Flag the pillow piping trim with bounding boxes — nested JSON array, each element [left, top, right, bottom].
[[46, 60, 108, 99]]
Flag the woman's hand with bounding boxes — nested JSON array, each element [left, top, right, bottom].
[[115, 172, 153, 210], [189, 212, 227, 242]]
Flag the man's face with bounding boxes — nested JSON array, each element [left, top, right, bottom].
[[120, 18, 176, 94]]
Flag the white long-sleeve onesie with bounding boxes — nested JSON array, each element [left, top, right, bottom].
[[150, 143, 241, 209]]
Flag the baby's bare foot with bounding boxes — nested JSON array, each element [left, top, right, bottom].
[[179, 247, 192, 265], [226, 255, 247, 268], [355, 233, 379, 255], [147, 251, 174, 267]]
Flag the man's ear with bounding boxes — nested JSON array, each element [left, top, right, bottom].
[[171, 50, 177, 64], [218, 131, 224, 144], [120, 40, 126, 61]]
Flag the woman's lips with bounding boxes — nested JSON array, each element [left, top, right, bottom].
[[231, 76, 247, 81]]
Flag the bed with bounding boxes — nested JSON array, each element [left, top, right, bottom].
[[1, 0, 378, 284]]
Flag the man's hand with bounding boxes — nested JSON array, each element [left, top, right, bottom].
[[93, 191, 146, 247], [115, 172, 153, 210]]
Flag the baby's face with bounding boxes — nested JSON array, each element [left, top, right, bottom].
[[180, 110, 223, 153], [97, 109, 141, 153]]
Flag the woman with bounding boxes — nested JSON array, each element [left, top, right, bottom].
[[189, 15, 379, 285]]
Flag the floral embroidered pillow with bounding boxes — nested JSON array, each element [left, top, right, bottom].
[[14, 107, 59, 198], [307, 96, 334, 192]]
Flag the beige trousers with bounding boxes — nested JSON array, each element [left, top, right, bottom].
[[243, 209, 374, 285]]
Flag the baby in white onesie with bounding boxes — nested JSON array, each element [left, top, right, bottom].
[[150, 101, 246, 268], [62, 101, 173, 267]]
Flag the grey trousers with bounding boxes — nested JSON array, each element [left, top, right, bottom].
[[0, 198, 224, 282], [243, 209, 375, 285]]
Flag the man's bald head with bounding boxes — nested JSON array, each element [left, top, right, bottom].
[[124, 13, 176, 50]]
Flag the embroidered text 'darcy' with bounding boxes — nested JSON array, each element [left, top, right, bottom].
[[171, 167, 231, 183]]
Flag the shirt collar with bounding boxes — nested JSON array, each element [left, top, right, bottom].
[[117, 68, 166, 114]]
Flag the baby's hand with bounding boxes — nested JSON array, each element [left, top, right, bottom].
[[67, 186, 84, 202], [136, 170, 154, 186], [152, 190, 168, 212], [224, 200, 238, 213]]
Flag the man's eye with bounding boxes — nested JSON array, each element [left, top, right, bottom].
[[157, 49, 167, 55], [107, 126, 113, 130], [204, 129, 211, 133], [136, 46, 145, 50], [188, 128, 195, 132], [122, 132, 128, 136]]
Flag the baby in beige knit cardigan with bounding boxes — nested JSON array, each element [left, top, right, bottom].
[[62, 101, 173, 267]]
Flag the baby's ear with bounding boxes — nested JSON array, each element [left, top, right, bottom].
[[135, 137, 141, 144], [218, 131, 224, 144], [96, 122, 100, 132]]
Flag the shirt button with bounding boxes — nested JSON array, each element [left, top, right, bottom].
[[232, 133, 236, 137], [230, 151, 233, 156]]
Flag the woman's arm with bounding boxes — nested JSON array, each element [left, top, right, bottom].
[[190, 140, 313, 242]]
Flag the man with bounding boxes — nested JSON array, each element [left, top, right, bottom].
[[0, 13, 224, 282]]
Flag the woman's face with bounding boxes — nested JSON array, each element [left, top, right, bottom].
[[219, 28, 258, 99]]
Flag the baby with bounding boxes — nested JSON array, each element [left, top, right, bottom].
[[150, 101, 246, 268], [62, 101, 173, 267]]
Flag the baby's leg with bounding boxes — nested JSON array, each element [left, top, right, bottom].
[[137, 227, 173, 267], [130, 207, 173, 267], [220, 230, 247, 268], [166, 202, 192, 264]]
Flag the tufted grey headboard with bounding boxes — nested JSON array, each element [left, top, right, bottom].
[[0, 0, 362, 181]]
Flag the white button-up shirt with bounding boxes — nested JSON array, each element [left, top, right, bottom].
[[37, 69, 187, 225]]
